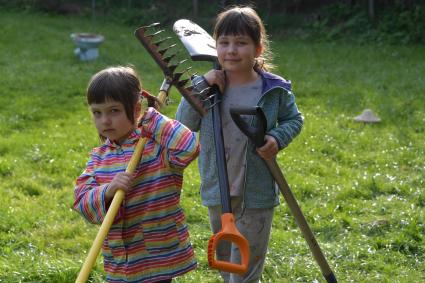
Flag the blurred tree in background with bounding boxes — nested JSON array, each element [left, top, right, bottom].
[[0, 0, 423, 43]]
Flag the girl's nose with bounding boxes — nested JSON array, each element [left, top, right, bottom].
[[101, 115, 111, 125], [228, 43, 237, 53]]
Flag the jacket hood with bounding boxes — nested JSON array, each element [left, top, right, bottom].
[[258, 71, 292, 94]]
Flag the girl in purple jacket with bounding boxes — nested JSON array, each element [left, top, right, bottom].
[[176, 6, 303, 282]]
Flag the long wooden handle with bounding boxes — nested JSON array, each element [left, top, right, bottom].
[[75, 88, 169, 283], [265, 158, 337, 283], [75, 138, 147, 283]]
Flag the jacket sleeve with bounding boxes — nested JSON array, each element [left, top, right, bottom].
[[268, 90, 304, 150], [175, 75, 210, 131], [73, 155, 123, 224], [141, 110, 200, 169]]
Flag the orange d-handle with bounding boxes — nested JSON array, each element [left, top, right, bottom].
[[207, 213, 250, 275]]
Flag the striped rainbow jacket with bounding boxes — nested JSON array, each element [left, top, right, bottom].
[[74, 107, 200, 282]]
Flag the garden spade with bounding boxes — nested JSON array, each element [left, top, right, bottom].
[[230, 106, 338, 283], [173, 19, 250, 275]]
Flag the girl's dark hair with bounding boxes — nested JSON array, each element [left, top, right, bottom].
[[86, 66, 141, 124], [214, 5, 274, 71]]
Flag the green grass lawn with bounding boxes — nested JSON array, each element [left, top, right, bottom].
[[0, 9, 424, 283]]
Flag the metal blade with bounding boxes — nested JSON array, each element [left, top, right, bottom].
[[173, 19, 217, 62]]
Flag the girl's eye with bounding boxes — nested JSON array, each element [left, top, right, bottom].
[[111, 108, 120, 113], [92, 111, 101, 116]]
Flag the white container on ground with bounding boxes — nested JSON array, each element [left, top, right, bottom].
[[71, 33, 104, 61]]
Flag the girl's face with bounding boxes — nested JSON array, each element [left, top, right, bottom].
[[90, 99, 139, 144], [216, 34, 262, 74]]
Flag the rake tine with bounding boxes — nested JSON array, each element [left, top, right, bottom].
[[163, 49, 183, 63], [178, 59, 188, 65], [152, 36, 172, 47], [145, 29, 165, 38], [172, 72, 184, 82], [163, 53, 177, 64], [182, 66, 193, 74], [198, 93, 216, 106], [137, 23, 161, 33], [199, 88, 212, 97], [168, 60, 184, 71], [173, 66, 191, 79], [158, 43, 177, 56], [145, 22, 161, 29], [206, 99, 220, 110], [185, 85, 194, 92], [176, 79, 190, 87], [176, 66, 192, 74], [168, 59, 187, 73], [167, 63, 179, 74]]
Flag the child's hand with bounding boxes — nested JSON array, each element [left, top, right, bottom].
[[204, 70, 226, 93], [105, 172, 134, 202], [256, 135, 279, 160]]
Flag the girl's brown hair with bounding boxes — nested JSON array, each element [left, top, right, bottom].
[[213, 5, 274, 71], [86, 66, 142, 124]]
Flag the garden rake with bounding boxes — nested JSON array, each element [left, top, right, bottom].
[[134, 23, 207, 117]]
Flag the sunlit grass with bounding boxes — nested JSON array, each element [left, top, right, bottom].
[[0, 9, 424, 282]]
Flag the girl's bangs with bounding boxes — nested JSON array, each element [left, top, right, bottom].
[[87, 74, 124, 105], [216, 12, 259, 44]]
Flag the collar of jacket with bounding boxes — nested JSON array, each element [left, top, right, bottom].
[[257, 70, 292, 94], [104, 128, 141, 149]]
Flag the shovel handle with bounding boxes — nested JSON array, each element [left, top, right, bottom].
[[207, 213, 250, 275], [208, 89, 249, 275]]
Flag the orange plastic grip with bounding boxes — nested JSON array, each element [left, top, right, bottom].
[[207, 213, 250, 275]]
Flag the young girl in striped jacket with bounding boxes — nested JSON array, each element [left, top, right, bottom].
[[74, 66, 199, 283]]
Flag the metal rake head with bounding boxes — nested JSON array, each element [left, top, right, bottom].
[[134, 23, 207, 116]]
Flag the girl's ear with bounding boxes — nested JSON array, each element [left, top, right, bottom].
[[134, 101, 142, 121], [255, 44, 264, 58]]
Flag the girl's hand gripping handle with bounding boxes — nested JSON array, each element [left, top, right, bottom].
[[207, 213, 250, 275]]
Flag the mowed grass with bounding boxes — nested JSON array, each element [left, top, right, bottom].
[[0, 9, 424, 283]]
